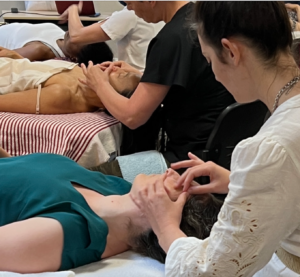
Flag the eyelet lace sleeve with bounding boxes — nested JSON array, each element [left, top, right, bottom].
[[165, 136, 300, 277]]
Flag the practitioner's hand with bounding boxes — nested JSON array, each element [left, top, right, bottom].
[[79, 61, 113, 92], [130, 174, 188, 252], [286, 3, 300, 17], [100, 61, 141, 75], [172, 152, 230, 194], [286, 3, 300, 31], [0, 47, 23, 59], [59, 1, 83, 24]]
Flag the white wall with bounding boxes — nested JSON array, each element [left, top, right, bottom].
[[0, 1, 123, 16], [93, 1, 123, 13], [0, 1, 25, 19]]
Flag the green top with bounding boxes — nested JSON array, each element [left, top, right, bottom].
[[0, 153, 132, 270]]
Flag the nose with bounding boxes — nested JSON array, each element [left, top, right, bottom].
[[166, 168, 176, 177]]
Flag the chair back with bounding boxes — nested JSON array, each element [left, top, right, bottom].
[[201, 101, 268, 170]]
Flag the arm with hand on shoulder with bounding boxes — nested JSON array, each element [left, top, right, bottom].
[[60, 2, 110, 45]]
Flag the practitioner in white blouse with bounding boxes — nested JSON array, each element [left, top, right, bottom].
[[130, 2, 300, 277]]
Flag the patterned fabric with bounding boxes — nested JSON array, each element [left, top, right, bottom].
[[165, 94, 300, 276], [0, 112, 119, 162]]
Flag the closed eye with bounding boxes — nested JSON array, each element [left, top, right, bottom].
[[118, 72, 129, 78]]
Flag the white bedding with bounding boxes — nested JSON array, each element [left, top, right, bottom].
[[0, 251, 165, 277]]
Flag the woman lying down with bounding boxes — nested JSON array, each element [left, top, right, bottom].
[[0, 47, 140, 114], [0, 147, 222, 273]]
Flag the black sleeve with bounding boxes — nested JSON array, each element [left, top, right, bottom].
[[141, 29, 196, 89]]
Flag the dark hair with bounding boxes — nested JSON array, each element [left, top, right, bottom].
[[193, 2, 293, 65], [129, 193, 223, 263], [77, 42, 113, 66]]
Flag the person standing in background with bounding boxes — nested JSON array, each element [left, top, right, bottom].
[[60, 1, 164, 71]]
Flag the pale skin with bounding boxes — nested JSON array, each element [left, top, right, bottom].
[[59, 2, 111, 47], [0, 151, 187, 273], [131, 32, 300, 253], [78, 1, 189, 129], [58, 2, 144, 76], [286, 3, 300, 31], [0, 48, 141, 114]]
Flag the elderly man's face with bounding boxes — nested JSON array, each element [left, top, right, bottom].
[[125, 1, 155, 23]]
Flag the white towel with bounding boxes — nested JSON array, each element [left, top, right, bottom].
[[116, 150, 168, 183], [0, 58, 77, 95], [73, 250, 164, 277]]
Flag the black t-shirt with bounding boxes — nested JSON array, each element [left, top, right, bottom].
[[126, 2, 234, 162]]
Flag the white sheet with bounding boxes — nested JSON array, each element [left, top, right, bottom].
[[74, 251, 165, 277], [0, 251, 165, 277]]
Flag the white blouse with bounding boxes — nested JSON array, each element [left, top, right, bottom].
[[166, 95, 300, 277]]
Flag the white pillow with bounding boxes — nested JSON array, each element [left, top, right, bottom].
[[24, 1, 57, 11]]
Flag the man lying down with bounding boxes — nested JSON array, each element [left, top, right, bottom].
[[0, 48, 141, 114], [0, 22, 113, 65]]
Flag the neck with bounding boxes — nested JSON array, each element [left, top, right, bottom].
[[246, 51, 300, 112], [159, 1, 188, 23], [56, 39, 67, 56], [94, 194, 144, 258]]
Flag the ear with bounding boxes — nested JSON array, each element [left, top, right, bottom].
[[221, 38, 240, 66]]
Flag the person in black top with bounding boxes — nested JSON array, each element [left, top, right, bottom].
[[80, 1, 234, 163]]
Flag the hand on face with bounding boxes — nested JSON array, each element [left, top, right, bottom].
[[171, 152, 230, 194], [79, 61, 113, 92], [100, 61, 141, 75], [130, 173, 188, 242]]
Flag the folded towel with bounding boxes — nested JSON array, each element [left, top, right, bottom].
[[116, 150, 168, 183]]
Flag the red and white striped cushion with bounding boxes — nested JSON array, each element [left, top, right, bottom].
[[0, 112, 119, 162]]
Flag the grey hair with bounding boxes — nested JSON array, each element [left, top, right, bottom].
[[128, 193, 223, 263]]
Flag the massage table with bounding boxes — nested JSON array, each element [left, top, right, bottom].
[[0, 251, 165, 277], [0, 111, 122, 168]]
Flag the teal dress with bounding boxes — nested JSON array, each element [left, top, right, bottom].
[[0, 153, 132, 270]]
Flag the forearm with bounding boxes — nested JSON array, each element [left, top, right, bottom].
[[67, 6, 85, 43], [95, 82, 147, 129], [67, 6, 110, 44], [157, 226, 187, 253]]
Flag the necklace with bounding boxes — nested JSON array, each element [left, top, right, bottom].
[[272, 75, 300, 113]]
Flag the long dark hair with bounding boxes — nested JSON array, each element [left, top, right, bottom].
[[193, 2, 292, 66], [77, 42, 113, 66]]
